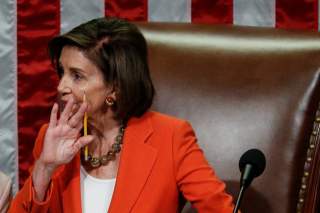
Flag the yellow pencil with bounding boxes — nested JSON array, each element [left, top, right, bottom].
[[83, 92, 89, 161]]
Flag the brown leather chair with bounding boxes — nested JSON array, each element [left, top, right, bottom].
[[136, 22, 320, 213]]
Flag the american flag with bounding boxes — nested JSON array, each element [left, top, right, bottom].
[[0, 0, 318, 194]]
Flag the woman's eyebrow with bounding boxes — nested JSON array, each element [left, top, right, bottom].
[[69, 67, 86, 75], [57, 60, 87, 74]]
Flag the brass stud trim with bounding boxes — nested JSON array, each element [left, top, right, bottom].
[[296, 103, 320, 212]]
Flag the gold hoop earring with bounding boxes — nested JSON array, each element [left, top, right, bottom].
[[105, 97, 114, 106]]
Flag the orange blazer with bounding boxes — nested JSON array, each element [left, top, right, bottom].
[[10, 111, 234, 213]]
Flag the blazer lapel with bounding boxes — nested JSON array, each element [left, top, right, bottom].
[[109, 112, 157, 213]]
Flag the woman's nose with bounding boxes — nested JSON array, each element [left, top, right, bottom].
[[57, 76, 71, 95]]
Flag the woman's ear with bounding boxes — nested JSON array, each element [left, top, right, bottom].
[[110, 90, 117, 101], [105, 88, 117, 106]]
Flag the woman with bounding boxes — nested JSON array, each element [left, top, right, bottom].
[[10, 17, 234, 213], [0, 171, 11, 213]]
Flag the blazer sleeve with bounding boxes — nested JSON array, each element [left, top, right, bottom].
[[173, 121, 234, 213], [9, 124, 58, 213]]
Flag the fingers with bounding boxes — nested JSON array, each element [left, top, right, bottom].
[[49, 103, 58, 128], [70, 104, 78, 117], [67, 102, 87, 130], [72, 135, 94, 153], [59, 97, 74, 124]]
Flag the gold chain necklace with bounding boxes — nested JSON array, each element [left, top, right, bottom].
[[81, 124, 125, 168]]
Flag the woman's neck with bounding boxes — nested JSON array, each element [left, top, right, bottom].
[[82, 110, 123, 179], [87, 110, 121, 156]]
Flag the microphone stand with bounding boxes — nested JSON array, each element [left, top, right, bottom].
[[233, 185, 245, 213], [233, 164, 252, 213]]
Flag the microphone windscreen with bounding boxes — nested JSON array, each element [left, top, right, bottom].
[[239, 149, 266, 177]]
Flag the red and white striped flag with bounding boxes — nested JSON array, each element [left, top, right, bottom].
[[0, 0, 318, 194]]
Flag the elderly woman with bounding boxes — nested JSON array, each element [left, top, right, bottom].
[[10, 17, 234, 213], [0, 171, 11, 212]]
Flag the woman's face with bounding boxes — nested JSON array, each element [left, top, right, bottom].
[[57, 46, 113, 116]]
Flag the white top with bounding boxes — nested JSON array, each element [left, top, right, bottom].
[[80, 166, 116, 213]]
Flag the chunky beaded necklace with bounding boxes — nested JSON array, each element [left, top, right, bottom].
[[82, 124, 125, 168]]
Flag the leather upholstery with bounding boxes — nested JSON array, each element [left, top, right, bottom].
[[136, 22, 320, 213]]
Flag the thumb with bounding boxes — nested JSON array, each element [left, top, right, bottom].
[[73, 135, 94, 152]]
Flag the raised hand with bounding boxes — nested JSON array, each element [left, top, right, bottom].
[[32, 98, 94, 201], [39, 97, 94, 170]]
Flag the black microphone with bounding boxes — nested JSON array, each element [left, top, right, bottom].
[[233, 149, 266, 213]]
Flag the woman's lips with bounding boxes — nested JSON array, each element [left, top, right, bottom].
[[56, 95, 81, 115], [56, 96, 65, 114]]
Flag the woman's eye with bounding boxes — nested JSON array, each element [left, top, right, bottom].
[[72, 72, 83, 81]]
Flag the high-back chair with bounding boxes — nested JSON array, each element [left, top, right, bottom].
[[137, 22, 320, 213]]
